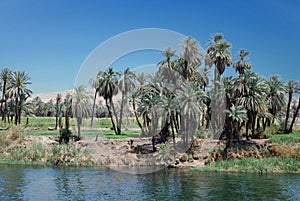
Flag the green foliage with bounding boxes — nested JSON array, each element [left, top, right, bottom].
[[0, 125, 25, 145], [0, 141, 95, 167], [200, 157, 300, 174]]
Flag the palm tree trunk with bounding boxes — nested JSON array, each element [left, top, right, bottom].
[[1, 81, 6, 123], [288, 97, 300, 133], [26, 117, 29, 127], [109, 98, 120, 135], [77, 117, 82, 139], [14, 96, 19, 125], [284, 92, 293, 132], [132, 99, 144, 134], [118, 93, 125, 135], [105, 99, 118, 135], [90, 91, 97, 127]]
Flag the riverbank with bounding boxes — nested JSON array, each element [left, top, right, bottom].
[[1, 126, 300, 174]]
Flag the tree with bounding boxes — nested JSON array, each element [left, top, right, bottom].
[[284, 80, 298, 132], [224, 104, 248, 150], [72, 86, 92, 138], [158, 47, 176, 70], [288, 96, 300, 133], [0, 68, 12, 125], [55, 93, 62, 130], [97, 67, 121, 135], [236, 72, 268, 139], [118, 68, 136, 135], [177, 82, 207, 145], [207, 33, 232, 81], [181, 37, 202, 81], [89, 76, 100, 127], [265, 76, 285, 127], [19, 92, 35, 127], [7, 71, 32, 125], [233, 48, 252, 75]]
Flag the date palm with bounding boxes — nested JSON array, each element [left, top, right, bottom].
[[181, 37, 202, 81], [158, 47, 176, 70], [207, 33, 232, 81], [72, 86, 92, 138], [118, 68, 136, 134], [89, 75, 100, 127], [236, 72, 268, 139], [0, 68, 12, 124], [97, 67, 121, 135], [233, 48, 252, 75], [284, 80, 298, 132], [7, 71, 32, 125], [265, 76, 285, 126]]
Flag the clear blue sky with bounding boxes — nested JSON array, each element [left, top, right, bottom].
[[0, 0, 299, 94]]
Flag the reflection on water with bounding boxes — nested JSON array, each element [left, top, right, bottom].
[[0, 165, 299, 201]]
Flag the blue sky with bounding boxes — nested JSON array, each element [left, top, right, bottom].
[[0, 0, 300, 94]]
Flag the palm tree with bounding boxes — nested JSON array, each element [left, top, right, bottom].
[[64, 93, 72, 131], [97, 67, 121, 135], [7, 71, 32, 125], [89, 76, 99, 127], [284, 80, 298, 132], [177, 82, 207, 145], [288, 96, 300, 133], [55, 93, 62, 130], [118, 68, 136, 135], [19, 92, 35, 127], [181, 37, 202, 81], [207, 33, 232, 81], [233, 48, 252, 75], [158, 47, 176, 70], [72, 86, 92, 138], [265, 76, 285, 127], [0, 68, 12, 125], [236, 72, 268, 139], [224, 104, 248, 150]]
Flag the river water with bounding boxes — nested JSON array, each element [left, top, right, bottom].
[[0, 164, 299, 201]]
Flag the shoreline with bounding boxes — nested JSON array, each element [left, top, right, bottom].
[[1, 135, 300, 174]]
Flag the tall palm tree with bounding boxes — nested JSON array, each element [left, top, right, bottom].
[[64, 93, 72, 131], [265, 76, 285, 126], [72, 86, 92, 138], [7, 71, 32, 125], [89, 76, 99, 127], [177, 82, 207, 145], [97, 67, 121, 135], [233, 48, 252, 75], [224, 104, 248, 150], [0, 68, 12, 125], [55, 93, 62, 130], [118, 68, 136, 135], [181, 37, 202, 81], [284, 80, 297, 132], [19, 92, 34, 127], [236, 72, 268, 139], [207, 33, 232, 81], [158, 47, 176, 70]]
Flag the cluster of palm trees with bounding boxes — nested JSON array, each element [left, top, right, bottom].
[[89, 33, 300, 149], [0, 68, 33, 126]]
